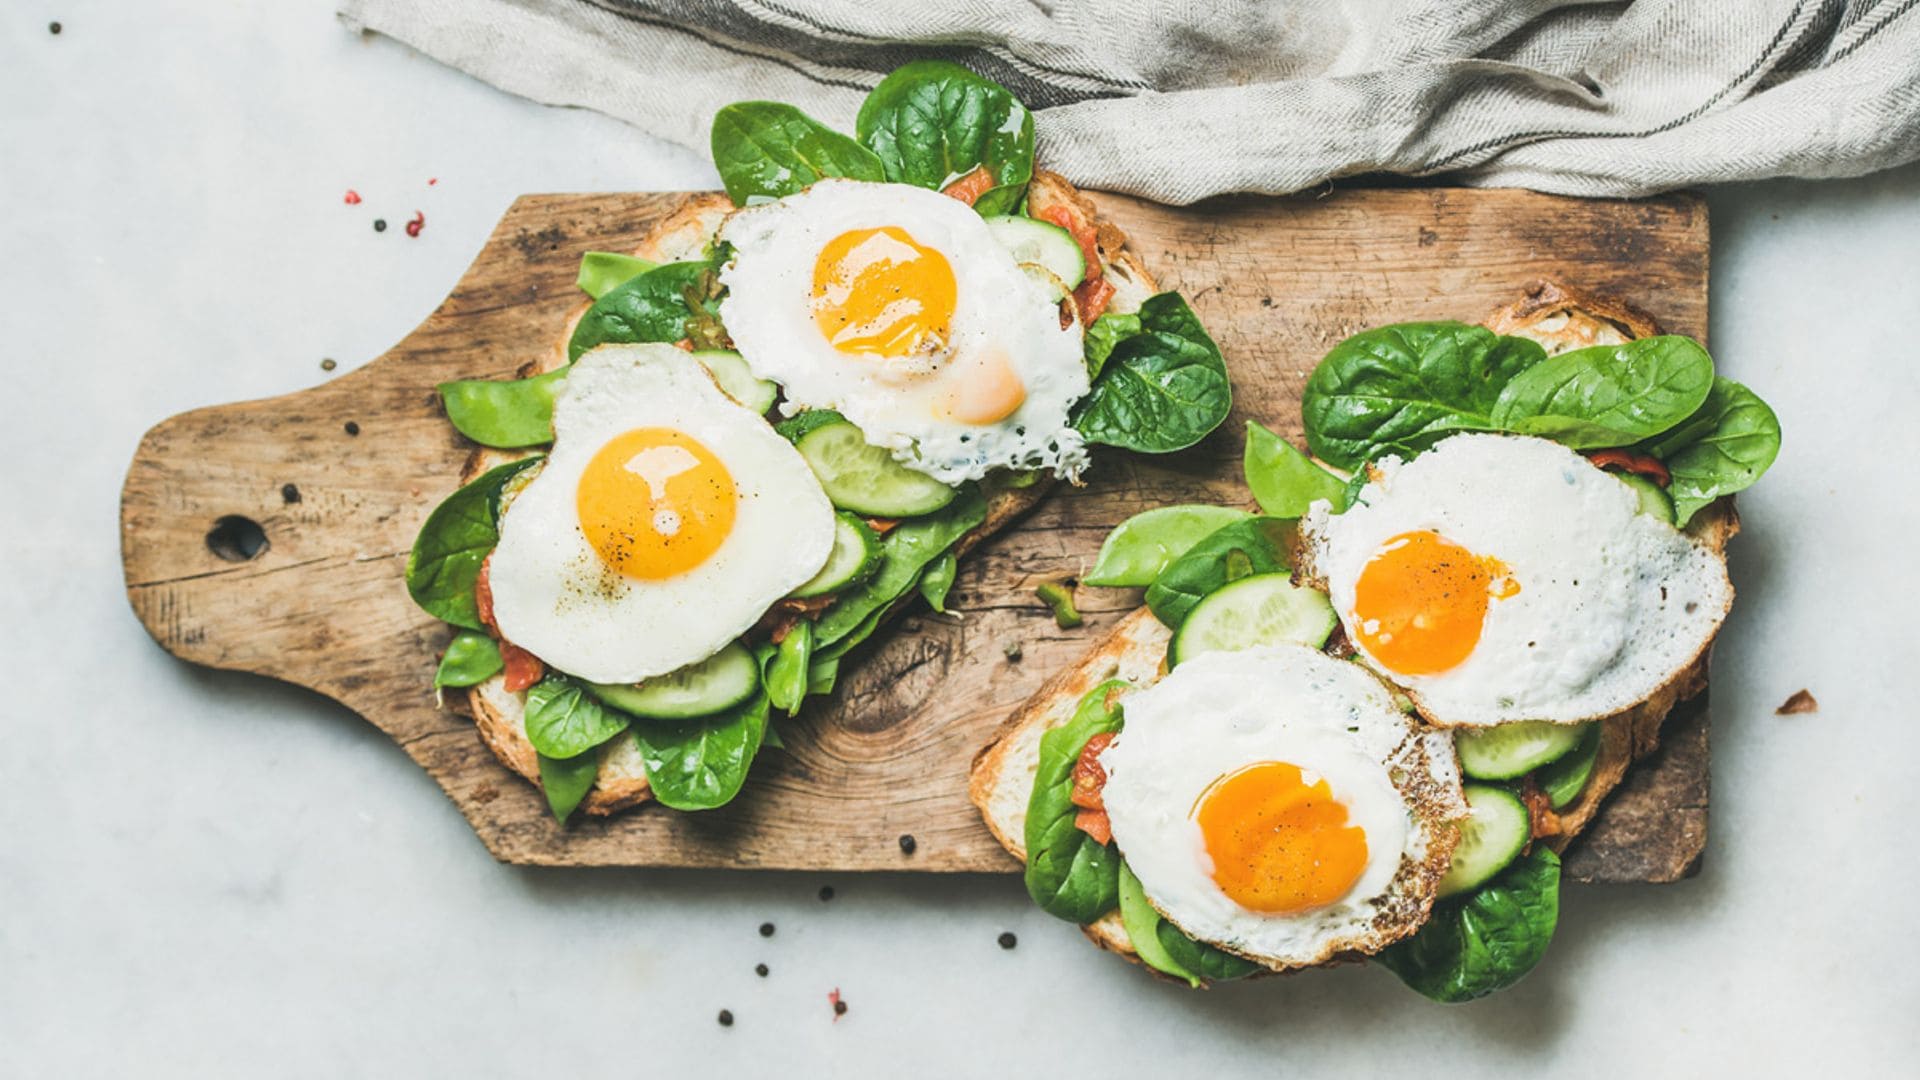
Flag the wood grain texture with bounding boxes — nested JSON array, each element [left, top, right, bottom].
[[120, 187, 1711, 879]]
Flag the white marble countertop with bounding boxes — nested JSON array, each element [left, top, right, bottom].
[[5, 2, 1917, 1075]]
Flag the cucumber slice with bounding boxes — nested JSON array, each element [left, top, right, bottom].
[[1540, 723, 1602, 808], [984, 215, 1086, 288], [691, 350, 778, 414], [1437, 784, 1531, 898], [1455, 720, 1584, 781], [1615, 472, 1675, 523], [1168, 572, 1337, 666], [793, 419, 957, 517], [791, 513, 882, 598], [583, 641, 759, 720]]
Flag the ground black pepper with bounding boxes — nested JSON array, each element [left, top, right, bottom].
[[758, 922, 775, 938], [897, 834, 917, 855], [998, 932, 1018, 950], [717, 1009, 734, 1027]]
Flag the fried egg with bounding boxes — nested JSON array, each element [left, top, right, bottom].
[[1099, 645, 1465, 969], [486, 344, 835, 684], [1297, 433, 1733, 728], [716, 179, 1090, 484]]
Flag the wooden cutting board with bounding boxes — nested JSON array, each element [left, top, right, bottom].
[[120, 187, 1711, 882]]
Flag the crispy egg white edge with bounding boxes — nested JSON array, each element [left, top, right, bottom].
[[713, 179, 1090, 484], [1300, 433, 1734, 728], [1098, 645, 1467, 969]]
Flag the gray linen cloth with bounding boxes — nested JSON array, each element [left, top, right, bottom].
[[338, 0, 1920, 202]]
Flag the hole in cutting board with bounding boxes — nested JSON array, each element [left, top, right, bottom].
[[206, 515, 268, 562]]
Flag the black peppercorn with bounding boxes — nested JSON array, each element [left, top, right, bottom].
[[998, 932, 1018, 950], [717, 1009, 733, 1027], [758, 922, 774, 938], [898, 834, 917, 855]]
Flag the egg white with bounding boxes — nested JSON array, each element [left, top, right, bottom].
[[486, 344, 835, 684], [1098, 645, 1465, 969], [716, 179, 1090, 484], [1299, 432, 1733, 728]]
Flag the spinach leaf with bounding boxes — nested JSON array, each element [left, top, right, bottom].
[[537, 750, 600, 824], [766, 621, 813, 715], [1084, 505, 1252, 588], [1116, 862, 1201, 986], [855, 60, 1035, 216], [576, 251, 656, 300], [568, 259, 722, 362], [630, 691, 770, 811], [1155, 921, 1262, 982], [1244, 420, 1348, 517], [1083, 311, 1142, 379], [523, 674, 632, 760], [1073, 293, 1232, 454], [807, 656, 840, 696], [1302, 322, 1544, 470], [772, 407, 848, 444], [1376, 846, 1560, 1003], [405, 456, 544, 630], [1143, 516, 1294, 628], [814, 485, 988, 649], [710, 102, 886, 206], [1645, 377, 1781, 526], [434, 630, 504, 689], [438, 368, 567, 449], [918, 552, 958, 613], [1490, 336, 1714, 448], [1023, 680, 1129, 924]]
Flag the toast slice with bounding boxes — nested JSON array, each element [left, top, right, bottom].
[[969, 280, 1735, 964], [451, 173, 1163, 816]]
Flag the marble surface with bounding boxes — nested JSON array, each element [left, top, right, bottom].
[[4, 2, 1917, 1075]]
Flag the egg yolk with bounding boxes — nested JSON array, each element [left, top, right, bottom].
[[937, 347, 1028, 424], [1194, 761, 1368, 915], [811, 226, 957, 358], [576, 427, 736, 580], [1350, 530, 1518, 676]]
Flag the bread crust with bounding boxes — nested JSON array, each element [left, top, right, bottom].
[[969, 279, 1737, 971], [456, 176, 1161, 816]]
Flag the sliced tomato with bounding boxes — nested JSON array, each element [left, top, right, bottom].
[[1072, 276, 1116, 325], [500, 641, 545, 693], [474, 556, 497, 631], [1074, 809, 1112, 846], [1585, 448, 1671, 486], [940, 166, 997, 207], [1070, 732, 1115, 812]]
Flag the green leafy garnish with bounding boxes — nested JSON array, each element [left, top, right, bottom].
[[630, 691, 770, 811], [711, 102, 886, 205], [1489, 336, 1714, 449], [1377, 846, 1560, 1003], [405, 456, 543, 630], [437, 368, 567, 449], [1243, 420, 1348, 517], [1645, 376, 1781, 526], [434, 630, 504, 689], [568, 259, 723, 361], [1143, 516, 1293, 628], [523, 674, 632, 760], [1023, 680, 1128, 923], [1035, 580, 1082, 628], [918, 552, 959, 613], [537, 750, 601, 824], [1083, 505, 1251, 588], [576, 251, 656, 299], [1073, 293, 1232, 454], [855, 60, 1035, 216]]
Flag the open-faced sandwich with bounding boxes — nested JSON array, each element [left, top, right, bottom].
[[406, 61, 1233, 824], [971, 282, 1781, 1000]]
